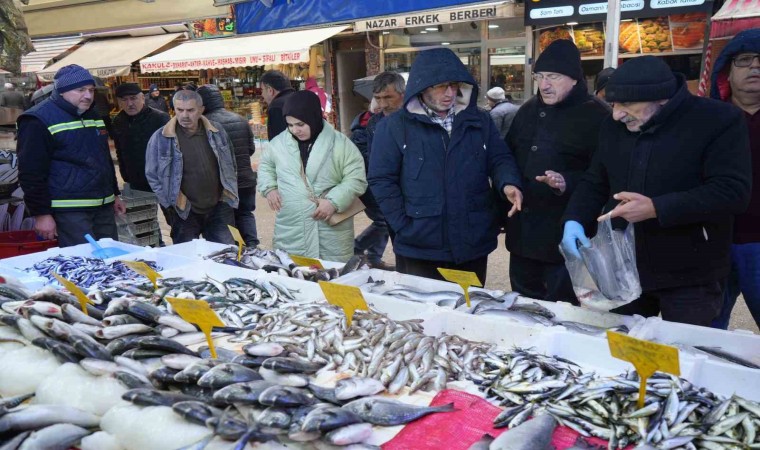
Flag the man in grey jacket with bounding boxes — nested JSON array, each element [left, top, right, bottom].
[[486, 87, 518, 139], [146, 90, 239, 244]]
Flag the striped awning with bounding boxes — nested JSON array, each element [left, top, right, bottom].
[[21, 36, 85, 74], [713, 0, 760, 21]]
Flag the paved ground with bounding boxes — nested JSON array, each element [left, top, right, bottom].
[[4, 131, 757, 333]]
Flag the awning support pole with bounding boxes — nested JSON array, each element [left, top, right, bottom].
[[604, 0, 621, 68]]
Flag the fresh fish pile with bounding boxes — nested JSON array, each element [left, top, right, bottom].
[[240, 302, 495, 394], [205, 246, 367, 281], [477, 348, 760, 448], [24, 255, 162, 288]]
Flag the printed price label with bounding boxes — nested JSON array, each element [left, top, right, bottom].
[[607, 331, 680, 407], [166, 297, 225, 358], [53, 273, 93, 315], [290, 254, 324, 269], [319, 281, 368, 328], [122, 260, 162, 289], [437, 268, 482, 308], [227, 225, 245, 261]]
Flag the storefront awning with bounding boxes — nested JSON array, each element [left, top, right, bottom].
[[140, 25, 347, 74], [711, 0, 760, 36], [21, 36, 84, 74], [37, 33, 183, 81]]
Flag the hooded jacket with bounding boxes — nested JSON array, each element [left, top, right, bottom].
[[198, 85, 257, 190], [564, 76, 751, 291], [368, 48, 522, 264], [710, 28, 760, 244], [111, 105, 170, 192], [506, 81, 610, 263]]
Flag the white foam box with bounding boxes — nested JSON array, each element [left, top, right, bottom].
[[0, 238, 146, 272]]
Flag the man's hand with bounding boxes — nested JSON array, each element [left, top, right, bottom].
[[503, 185, 523, 217], [598, 192, 656, 223], [266, 190, 282, 212], [536, 170, 566, 194], [312, 199, 337, 221], [34, 214, 57, 241], [113, 197, 127, 215]]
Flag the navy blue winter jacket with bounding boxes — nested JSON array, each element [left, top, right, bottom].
[[368, 48, 522, 264]]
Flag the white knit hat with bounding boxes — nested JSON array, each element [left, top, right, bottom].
[[486, 87, 506, 101]]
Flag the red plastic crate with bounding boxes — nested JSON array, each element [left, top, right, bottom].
[[0, 231, 58, 259]]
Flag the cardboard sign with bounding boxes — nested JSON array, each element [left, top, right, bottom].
[[53, 273, 93, 314], [290, 254, 324, 269], [122, 260, 162, 289], [607, 331, 680, 407], [437, 268, 482, 308], [166, 297, 225, 358], [318, 281, 368, 328], [227, 225, 245, 261]]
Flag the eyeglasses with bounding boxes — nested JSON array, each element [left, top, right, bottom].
[[430, 82, 461, 92], [733, 54, 760, 68], [532, 73, 565, 82]]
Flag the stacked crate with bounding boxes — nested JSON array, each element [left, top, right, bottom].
[[119, 185, 160, 247]]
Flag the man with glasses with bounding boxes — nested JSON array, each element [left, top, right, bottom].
[[709, 28, 760, 329], [561, 56, 751, 326], [369, 48, 522, 283], [505, 39, 609, 304]]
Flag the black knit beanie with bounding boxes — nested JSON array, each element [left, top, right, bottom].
[[534, 40, 583, 81], [605, 56, 677, 102]]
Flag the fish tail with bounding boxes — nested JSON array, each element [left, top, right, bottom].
[[432, 402, 457, 412]]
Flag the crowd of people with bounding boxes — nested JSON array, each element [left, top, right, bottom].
[[15, 28, 759, 330]]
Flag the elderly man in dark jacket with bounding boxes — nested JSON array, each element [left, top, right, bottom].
[[506, 40, 609, 304], [369, 48, 522, 283], [561, 56, 752, 326], [198, 84, 259, 246], [710, 28, 760, 329]]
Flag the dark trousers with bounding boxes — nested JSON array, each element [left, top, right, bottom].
[[509, 254, 579, 305], [712, 243, 760, 330], [354, 189, 389, 264], [235, 186, 259, 247], [53, 204, 118, 248], [611, 282, 723, 327], [395, 254, 488, 285], [165, 202, 235, 245]]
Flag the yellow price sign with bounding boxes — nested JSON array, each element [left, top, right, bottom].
[[318, 281, 368, 328], [166, 297, 225, 358], [437, 268, 482, 308], [122, 260, 162, 289], [227, 225, 245, 261], [52, 273, 93, 315], [290, 254, 324, 269], [607, 331, 680, 408]]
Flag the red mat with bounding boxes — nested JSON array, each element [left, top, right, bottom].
[[382, 390, 613, 450]]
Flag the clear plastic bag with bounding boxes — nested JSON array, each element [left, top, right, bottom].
[[562, 219, 641, 312]]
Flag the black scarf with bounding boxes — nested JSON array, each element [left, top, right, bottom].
[[282, 90, 324, 167]]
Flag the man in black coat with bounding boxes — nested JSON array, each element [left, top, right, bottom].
[[146, 84, 169, 113], [260, 70, 294, 140], [197, 84, 259, 246], [506, 40, 609, 304], [561, 56, 752, 326]]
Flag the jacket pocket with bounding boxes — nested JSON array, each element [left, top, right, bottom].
[[397, 198, 444, 249], [403, 150, 425, 180], [465, 189, 497, 248]]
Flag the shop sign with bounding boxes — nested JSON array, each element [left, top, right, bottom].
[[354, 3, 514, 32], [190, 17, 236, 39], [525, 0, 710, 25], [140, 50, 308, 73]]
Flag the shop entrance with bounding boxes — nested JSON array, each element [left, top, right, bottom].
[[336, 49, 367, 135]]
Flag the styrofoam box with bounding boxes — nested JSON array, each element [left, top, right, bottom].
[[334, 269, 628, 329], [0, 238, 146, 272]]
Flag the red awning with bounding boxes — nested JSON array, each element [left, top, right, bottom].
[[711, 0, 760, 37]]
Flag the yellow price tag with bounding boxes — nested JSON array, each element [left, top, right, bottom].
[[437, 268, 482, 308], [227, 225, 245, 261], [607, 331, 680, 408], [290, 254, 324, 269], [166, 297, 225, 359], [52, 273, 93, 315], [122, 260, 162, 289], [318, 281, 368, 328]]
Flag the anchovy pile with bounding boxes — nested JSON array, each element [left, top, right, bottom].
[[25, 255, 162, 288], [205, 246, 367, 281], [240, 302, 496, 394], [477, 348, 760, 448]]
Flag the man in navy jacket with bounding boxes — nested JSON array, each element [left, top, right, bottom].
[[368, 48, 522, 283]]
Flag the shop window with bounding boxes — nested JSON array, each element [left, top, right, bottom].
[[383, 21, 481, 48]]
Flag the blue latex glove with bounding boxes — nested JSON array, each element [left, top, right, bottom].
[[561, 221, 591, 259]]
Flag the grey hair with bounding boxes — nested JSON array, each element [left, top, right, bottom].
[[373, 72, 405, 95], [173, 89, 203, 106]]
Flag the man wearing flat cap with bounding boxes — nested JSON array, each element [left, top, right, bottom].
[[561, 56, 752, 326], [505, 39, 609, 304]]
